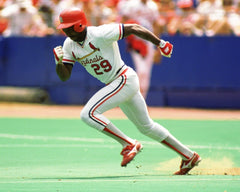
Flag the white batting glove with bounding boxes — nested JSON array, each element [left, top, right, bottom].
[[159, 40, 173, 58], [53, 46, 63, 65]]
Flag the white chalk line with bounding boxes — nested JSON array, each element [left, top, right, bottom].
[[0, 177, 239, 184], [0, 133, 239, 151], [0, 144, 116, 148], [0, 133, 104, 142]]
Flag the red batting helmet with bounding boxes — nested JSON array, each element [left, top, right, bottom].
[[57, 8, 87, 32]]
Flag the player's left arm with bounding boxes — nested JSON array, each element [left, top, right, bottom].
[[123, 24, 173, 58]]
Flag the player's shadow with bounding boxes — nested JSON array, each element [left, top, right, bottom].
[[31, 174, 167, 180], [32, 175, 139, 180]]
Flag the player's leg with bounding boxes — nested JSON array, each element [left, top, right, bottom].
[[80, 68, 137, 148], [80, 68, 144, 166], [119, 91, 196, 163]]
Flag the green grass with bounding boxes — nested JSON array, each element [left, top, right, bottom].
[[0, 118, 239, 192]]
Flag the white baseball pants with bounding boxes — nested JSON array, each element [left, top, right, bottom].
[[80, 66, 169, 142]]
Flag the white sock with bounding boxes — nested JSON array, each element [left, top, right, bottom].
[[103, 123, 135, 147], [162, 134, 194, 160]]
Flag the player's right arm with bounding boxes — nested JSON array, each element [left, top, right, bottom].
[[53, 46, 73, 81]]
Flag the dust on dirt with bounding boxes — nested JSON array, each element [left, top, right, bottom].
[[156, 157, 240, 175]]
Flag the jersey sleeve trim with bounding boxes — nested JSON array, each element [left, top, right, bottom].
[[118, 24, 124, 40], [62, 58, 75, 64]]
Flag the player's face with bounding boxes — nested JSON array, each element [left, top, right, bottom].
[[62, 26, 86, 42]]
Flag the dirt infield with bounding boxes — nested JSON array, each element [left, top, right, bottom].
[[0, 102, 239, 120]]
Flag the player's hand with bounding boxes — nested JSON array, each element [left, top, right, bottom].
[[159, 40, 173, 58], [53, 46, 63, 65]]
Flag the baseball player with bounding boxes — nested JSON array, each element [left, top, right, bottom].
[[118, 0, 162, 99], [53, 8, 201, 175]]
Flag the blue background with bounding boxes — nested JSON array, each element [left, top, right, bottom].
[[0, 35, 239, 108]]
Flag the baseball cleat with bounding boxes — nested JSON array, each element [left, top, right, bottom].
[[174, 152, 201, 175], [120, 140, 143, 167]]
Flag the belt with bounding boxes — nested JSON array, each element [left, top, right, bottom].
[[106, 65, 128, 85]]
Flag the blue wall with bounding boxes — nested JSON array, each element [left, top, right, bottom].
[[0, 35, 239, 108]]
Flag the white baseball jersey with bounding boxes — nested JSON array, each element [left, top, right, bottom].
[[62, 23, 125, 84]]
